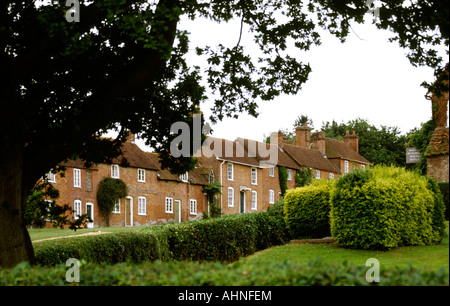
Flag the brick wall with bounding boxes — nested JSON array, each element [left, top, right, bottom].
[[427, 155, 449, 182]]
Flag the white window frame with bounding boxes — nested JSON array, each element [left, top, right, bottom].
[[138, 169, 146, 182], [111, 164, 120, 178], [361, 165, 366, 170], [269, 190, 275, 204], [228, 187, 234, 207], [138, 197, 147, 215], [112, 199, 121, 213], [73, 168, 81, 188], [180, 172, 189, 183], [45, 171, 56, 183], [344, 161, 349, 174], [329, 173, 335, 180], [269, 166, 275, 177], [251, 168, 258, 185], [251, 190, 257, 210], [74, 200, 82, 220], [190, 199, 197, 215], [315, 170, 321, 180], [165, 197, 174, 214], [287, 169, 293, 181], [227, 163, 234, 181]]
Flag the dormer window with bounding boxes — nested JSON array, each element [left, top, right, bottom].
[[180, 172, 188, 183]]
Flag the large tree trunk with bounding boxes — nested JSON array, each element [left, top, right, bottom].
[[0, 146, 36, 268]]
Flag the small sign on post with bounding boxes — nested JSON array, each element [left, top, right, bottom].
[[406, 147, 421, 164]]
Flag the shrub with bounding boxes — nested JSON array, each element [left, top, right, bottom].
[[34, 211, 288, 265], [34, 230, 169, 266], [438, 182, 449, 220], [284, 181, 333, 238], [330, 166, 446, 250], [2, 260, 448, 286]]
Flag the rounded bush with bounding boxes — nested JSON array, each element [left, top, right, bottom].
[[330, 166, 446, 250], [284, 181, 333, 239]]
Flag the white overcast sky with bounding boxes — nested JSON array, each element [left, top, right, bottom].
[[132, 12, 448, 151], [181, 14, 446, 139]]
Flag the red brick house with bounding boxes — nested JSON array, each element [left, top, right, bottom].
[[45, 137, 209, 228], [145, 152, 210, 224], [199, 137, 264, 215], [275, 128, 341, 180], [43, 124, 371, 228]]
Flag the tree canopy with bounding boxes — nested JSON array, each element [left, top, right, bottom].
[[0, 0, 448, 267]]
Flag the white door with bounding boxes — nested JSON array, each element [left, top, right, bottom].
[[86, 203, 94, 228], [125, 196, 133, 227], [175, 200, 181, 223]]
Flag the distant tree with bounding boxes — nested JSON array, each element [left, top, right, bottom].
[[1, 0, 448, 268], [293, 115, 314, 130], [321, 118, 408, 167]]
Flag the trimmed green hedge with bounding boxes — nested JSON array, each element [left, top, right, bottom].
[[2, 259, 448, 286], [330, 166, 446, 250], [439, 182, 449, 220], [34, 211, 288, 266], [284, 181, 333, 238]]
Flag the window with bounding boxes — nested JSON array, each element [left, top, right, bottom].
[[74, 200, 82, 219], [111, 165, 120, 178], [315, 170, 321, 180], [251, 191, 257, 210], [344, 161, 349, 174], [269, 190, 275, 204], [180, 172, 188, 183], [138, 197, 146, 215], [165, 197, 173, 213], [361, 165, 366, 170], [138, 169, 146, 182], [73, 169, 81, 188], [190, 199, 197, 215], [227, 163, 234, 180], [113, 199, 120, 213], [269, 166, 275, 177], [329, 173, 335, 180], [45, 171, 56, 183], [228, 187, 234, 207], [287, 169, 293, 181], [251, 168, 258, 185]]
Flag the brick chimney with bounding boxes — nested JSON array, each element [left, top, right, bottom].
[[312, 130, 326, 156], [270, 131, 285, 147], [344, 130, 359, 153], [296, 123, 312, 148], [126, 130, 136, 143]]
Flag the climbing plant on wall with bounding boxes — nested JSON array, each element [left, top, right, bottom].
[[97, 177, 128, 227], [279, 167, 288, 197]]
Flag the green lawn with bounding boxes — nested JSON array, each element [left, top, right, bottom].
[[29, 223, 449, 274], [245, 225, 449, 273], [28, 226, 138, 242]]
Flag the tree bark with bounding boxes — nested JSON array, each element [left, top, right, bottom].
[[0, 146, 36, 268]]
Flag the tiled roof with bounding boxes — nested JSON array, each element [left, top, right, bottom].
[[425, 127, 449, 157], [239, 138, 301, 170], [145, 152, 210, 186], [325, 138, 371, 165], [283, 144, 340, 173], [205, 137, 260, 167], [111, 141, 161, 171], [62, 159, 99, 170]]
